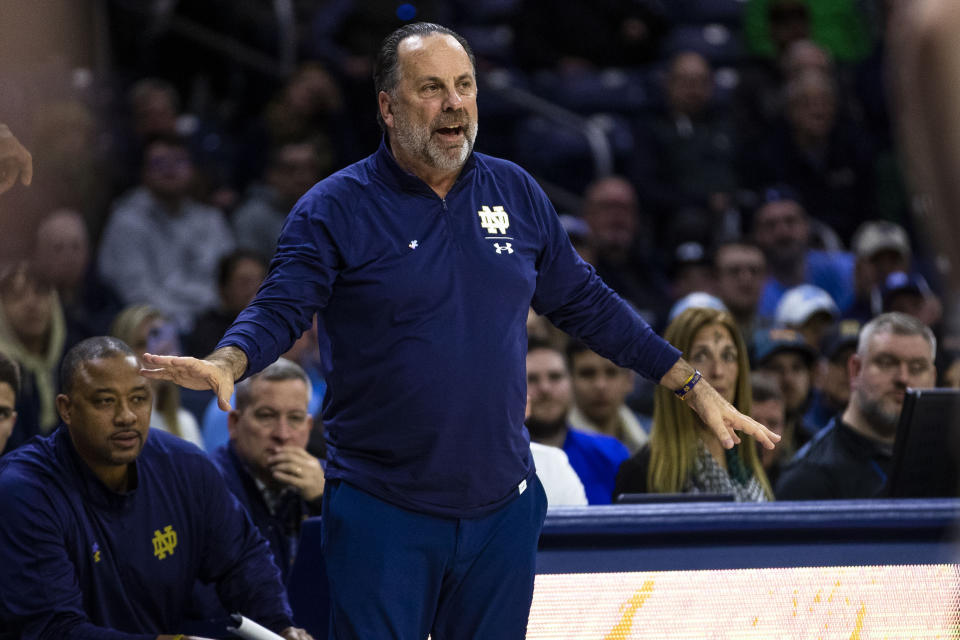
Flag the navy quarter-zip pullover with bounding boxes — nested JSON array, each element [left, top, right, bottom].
[[0, 427, 293, 640], [218, 140, 681, 517]]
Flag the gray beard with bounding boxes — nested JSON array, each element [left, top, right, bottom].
[[393, 111, 477, 171], [855, 389, 900, 439]]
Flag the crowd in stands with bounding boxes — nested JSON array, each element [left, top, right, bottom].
[[0, 0, 957, 512], [1, 2, 959, 638]]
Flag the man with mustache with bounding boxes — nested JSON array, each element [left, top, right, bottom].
[[775, 312, 937, 499], [140, 22, 779, 639], [0, 337, 312, 639]]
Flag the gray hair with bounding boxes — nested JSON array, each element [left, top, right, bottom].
[[235, 358, 312, 412], [857, 312, 936, 360], [373, 22, 476, 132]]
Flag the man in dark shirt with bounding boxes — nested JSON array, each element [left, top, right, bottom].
[[140, 22, 779, 640], [776, 313, 937, 499], [0, 337, 311, 640], [214, 358, 324, 582]]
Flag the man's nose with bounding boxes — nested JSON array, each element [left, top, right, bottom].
[[115, 401, 137, 426], [443, 87, 463, 110], [272, 419, 294, 442]]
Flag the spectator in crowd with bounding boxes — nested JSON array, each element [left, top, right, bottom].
[[614, 308, 773, 501], [567, 341, 649, 454], [0, 122, 32, 195], [746, 69, 876, 243], [117, 78, 239, 209], [111, 305, 204, 450], [631, 51, 738, 234], [523, 382, 588, 507], [776, 312, 937, 499], [713, 239, 769, 341], [0, 263, 66, 452], [750, 186, 854, 320], [214, 358, 324, 583], [244, 62, 343, 184], [669, 242, 716, 304], [580, 176, 671, 326], [848, 220, 913, 321], [201, 314, 327, 454], [805, 319, 861, 432], [526, 339, 630, 505], [0, 350, 19, 453], [875, 271, 942, 327], [736, 2, 816, 148], [773, 283, 839, 349], [752, 328, 819, 460], [33, 209, 123, 352], [0, 337, 311, 639], [751, 372, 788, 486], [98, 133, 235, 331], [233, 142, 326, 260], [186, 250, 268, 358]]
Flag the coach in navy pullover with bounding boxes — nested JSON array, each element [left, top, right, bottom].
[[141, 22, 779, 639], [0, 338, 307, 640]]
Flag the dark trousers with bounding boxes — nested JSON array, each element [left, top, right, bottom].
[[321, 475, 548, 639]]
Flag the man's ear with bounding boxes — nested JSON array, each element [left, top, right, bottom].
[[847, 353, 863, 387], [378, 91, 394, 129], [56, 394, 72, 426], [227, 410, 240, 440]]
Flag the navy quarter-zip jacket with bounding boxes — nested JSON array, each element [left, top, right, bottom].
[[218, 140, 681, 517], [0, 427, 293, 640]]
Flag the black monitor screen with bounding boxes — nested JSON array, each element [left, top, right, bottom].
[[886, 387, 960, 497]]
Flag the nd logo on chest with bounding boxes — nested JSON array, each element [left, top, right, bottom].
[[478, 205, 513, 254], [152, 525, 178, 560]]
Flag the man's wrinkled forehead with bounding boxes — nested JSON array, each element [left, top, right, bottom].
[[865, 330, 935, 361], [396, 33, 473, 80]]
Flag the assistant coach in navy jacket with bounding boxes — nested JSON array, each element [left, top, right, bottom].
[[141, 22, 780, 640], [0, 337, 312, 640]]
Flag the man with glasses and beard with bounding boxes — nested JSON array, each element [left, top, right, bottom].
[[140, 22, 779, 639], [776, 313, 937, 499]]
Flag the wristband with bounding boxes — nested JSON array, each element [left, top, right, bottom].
[[674, 370, 702, 400]]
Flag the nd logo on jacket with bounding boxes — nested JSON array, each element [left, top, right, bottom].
[[478, 205, 510, 236], [152, 525, 178, 559]]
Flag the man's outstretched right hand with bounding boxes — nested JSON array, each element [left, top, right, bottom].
[[141, 346, 248, 411]]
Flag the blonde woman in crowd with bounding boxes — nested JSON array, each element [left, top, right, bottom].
[[110, 304, 204, 449], [614, 307, 773, 501]]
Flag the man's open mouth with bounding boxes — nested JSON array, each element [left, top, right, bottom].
[[435, 126, 464, 137]]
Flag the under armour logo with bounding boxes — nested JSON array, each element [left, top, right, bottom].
[[494, 243, 514, 254], [409, 240, 419, 250], [478, 205, 510, 235], [152, 525, 178, 560]]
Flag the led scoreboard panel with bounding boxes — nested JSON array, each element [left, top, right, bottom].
[[529, 501, 959, 640], [285, 500, 959, 640]]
